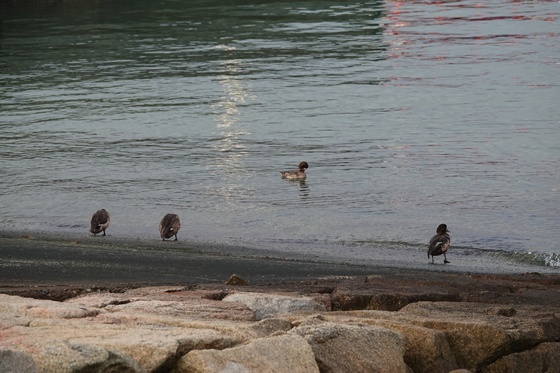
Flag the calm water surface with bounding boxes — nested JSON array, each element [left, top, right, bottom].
[[1, 0, 559, 269]]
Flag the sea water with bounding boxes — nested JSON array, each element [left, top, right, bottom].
[[1, 0, 559, 271]]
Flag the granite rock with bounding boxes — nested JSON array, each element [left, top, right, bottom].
[[288, 321, 409, 373], [2, 271, 560, 373], [0, 293, 102, 319], [223, 292, 327, 320], [0, 349, 38, 373], [175, 334, 319, 373], [481, 342, 560, 373]]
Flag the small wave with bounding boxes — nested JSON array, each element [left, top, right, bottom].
[[490, 250, 560, 268], [334, 240, 560, 269], [543, 253, 560, 267]]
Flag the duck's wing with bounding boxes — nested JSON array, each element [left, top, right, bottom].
[[280, 170, 306, 179], [280, 170, 296, 177], [428, 234, 450, 256], [172, 215, 181, 233], [90, 210, 109, 229]]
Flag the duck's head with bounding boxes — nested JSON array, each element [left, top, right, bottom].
[[298, 161, 309, 171], [436, 224, 448, 234]]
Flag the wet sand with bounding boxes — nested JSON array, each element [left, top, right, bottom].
[[0, 234, 397, 288], [1, 232, 558, 293]]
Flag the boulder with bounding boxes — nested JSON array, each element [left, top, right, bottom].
[[91, 311, 291, 342], [481, 342, 560, 373], [288, 321, 409, 373], [225, 274, 248, 286], [65, 292, 131, 308], [331, 283, 460, 311], [223, 292, 326, 320], [237, 317, 293, 339], [1, 317, 241, 372], [313, 310, 459, 373], [104, 299, 255, 321], [0, 349, 38, 373], [175, 334, 319, 373], [0, 294, 102, 319], [1, 338, 139, 373], [397, 302, 560, 372], [348, 318, 458, 373], [66, 288, 253, 320]]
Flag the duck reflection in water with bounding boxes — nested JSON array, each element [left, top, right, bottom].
[[298, 180, 309, 200]]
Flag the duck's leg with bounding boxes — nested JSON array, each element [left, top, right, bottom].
[[444, 253, 449, 264], [103, 230, 106, 236], [174, 234, 178, 241]]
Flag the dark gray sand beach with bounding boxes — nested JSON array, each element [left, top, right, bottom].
[[1, 232, 559, 295], [0, 234, 389, 289]]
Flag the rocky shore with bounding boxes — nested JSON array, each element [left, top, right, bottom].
[[2, 269, 560, 373]]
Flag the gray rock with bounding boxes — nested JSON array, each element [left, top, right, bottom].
[[4, 339, 140, 373], [0, 349, 37, 373], [223, 292, 326, 320]]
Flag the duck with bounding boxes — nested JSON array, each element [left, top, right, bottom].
[[280, 161, 308, 179], [428, 223, 450, 264], [159, 213, 181, 241], [90, 209, 110, 236]]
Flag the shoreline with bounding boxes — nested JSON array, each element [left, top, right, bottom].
[[1, 231, 559, 293], [1, 229, 559, 289]]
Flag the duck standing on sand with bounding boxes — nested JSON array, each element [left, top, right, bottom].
[[428, 223, 451, 264], [159, 213, 181, 241], [90, 209, 110, 236], [280, 161, 308, 179]]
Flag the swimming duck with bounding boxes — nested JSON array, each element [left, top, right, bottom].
[[90, 209, 110, 236], [428, 223, 450, 264], [159, 213, 181, 241], [280, 161, 308, 179]]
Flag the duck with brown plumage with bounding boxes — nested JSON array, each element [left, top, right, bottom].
[[159, 213, 181, 241], [428, 223, 451, 264], [280, 161, 308, 180], [90, 209, 110, 236]]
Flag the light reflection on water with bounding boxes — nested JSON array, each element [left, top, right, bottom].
[[0, 0, 558, 268], [210, 58, 255, 212]]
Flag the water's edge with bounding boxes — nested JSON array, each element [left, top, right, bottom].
[[2, 229, 558, 276]]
